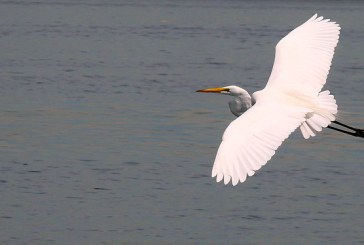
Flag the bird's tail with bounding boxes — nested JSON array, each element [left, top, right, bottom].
[[300, 90, 338, 139]]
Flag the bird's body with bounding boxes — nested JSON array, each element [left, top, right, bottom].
[[196, 14, 344, 186]]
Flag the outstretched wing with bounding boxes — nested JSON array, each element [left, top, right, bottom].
[[265, 14, 340, 96], [212, 101, 309, 185]]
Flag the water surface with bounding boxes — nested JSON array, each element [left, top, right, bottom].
[[0, 1, 364, 244]]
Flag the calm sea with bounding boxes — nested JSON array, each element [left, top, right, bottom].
[[0, 1, 363, 244]]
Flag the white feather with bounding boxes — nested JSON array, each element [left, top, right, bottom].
[[212, 102, 309, 185], [201, 14, 341, 185], [266, 14, 340, 96]]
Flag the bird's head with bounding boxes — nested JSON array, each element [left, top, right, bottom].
[[196, 85, 244, 96]]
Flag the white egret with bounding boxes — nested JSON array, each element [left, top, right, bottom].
[[197, 14, 364, 186]]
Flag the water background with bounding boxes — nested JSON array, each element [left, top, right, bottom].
[[0, 1, 364, 244]]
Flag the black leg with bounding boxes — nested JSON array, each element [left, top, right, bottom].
[[328, 121, 364, 138], [333, 121, 359, 131]]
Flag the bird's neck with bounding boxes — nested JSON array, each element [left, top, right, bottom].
[[229, 90, 253, 117], [234, 88, 253, 107], [236, 93, 253, 110]]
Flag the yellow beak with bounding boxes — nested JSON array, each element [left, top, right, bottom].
[[196, 87, 229, 93]]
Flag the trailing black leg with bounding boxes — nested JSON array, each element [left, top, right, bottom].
[[327, 121, 364, 138]]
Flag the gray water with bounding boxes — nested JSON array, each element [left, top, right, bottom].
[[0, 1, 364, 244]]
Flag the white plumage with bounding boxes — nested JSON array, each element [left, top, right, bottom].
[[197, 14, 341, 185]]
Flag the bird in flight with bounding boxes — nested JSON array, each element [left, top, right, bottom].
[[197, 14, 364, 186]]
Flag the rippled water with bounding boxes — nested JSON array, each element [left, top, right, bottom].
[[0, 1, 364, 244]]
